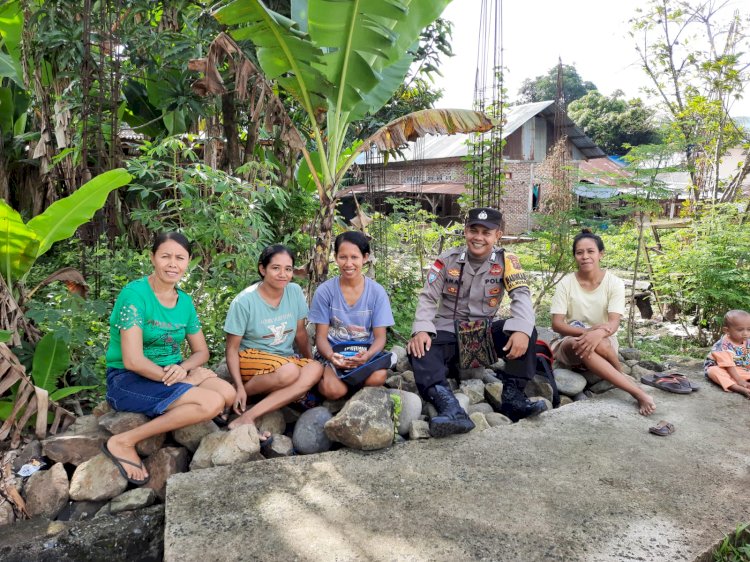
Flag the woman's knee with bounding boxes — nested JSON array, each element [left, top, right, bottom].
[[270, 363, 300, 387], [363, 369, 387, 387], [319, 370, 347, 400]]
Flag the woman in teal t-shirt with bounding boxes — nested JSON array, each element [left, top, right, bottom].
[[102, 233, 235, 485]]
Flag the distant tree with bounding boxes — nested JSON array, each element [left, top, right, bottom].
[[517, 64, 597, 107], [631, 0, 750, 203], [568, 90, 662, 155]]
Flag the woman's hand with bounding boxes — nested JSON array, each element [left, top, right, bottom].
[[572, 329, 606, 359], [183, 367, 216, 386], [233, 386, 247, 415], [162, 364, 188, 386]]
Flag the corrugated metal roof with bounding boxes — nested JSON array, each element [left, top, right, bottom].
[[578, 157, 633, 186], [342, 183, 467, 196], [373, 100, 604, 162]]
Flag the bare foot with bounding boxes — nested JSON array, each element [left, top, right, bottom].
[[227, 414, 271, 440], [637, 394, 656, 416], [106, 435, 148, 482]]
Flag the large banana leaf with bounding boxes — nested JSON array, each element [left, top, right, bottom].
[[214, 0, 330, 115], [0, 202, 39, 287], [26, 168, 132, 257], [31, 333, 70, 395], [0, 1, 23, 87]]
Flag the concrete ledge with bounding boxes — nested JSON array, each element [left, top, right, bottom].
[[165, 375, 750, 562]]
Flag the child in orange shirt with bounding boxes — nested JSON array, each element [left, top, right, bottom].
[[704, 310, 750, 397]]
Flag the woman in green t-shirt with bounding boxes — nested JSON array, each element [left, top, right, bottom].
[[102, 233, 235, 485]]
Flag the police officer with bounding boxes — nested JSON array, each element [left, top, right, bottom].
[[407, 208, 546, 437]]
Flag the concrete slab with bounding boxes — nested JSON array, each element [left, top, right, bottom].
[[165, 368, 750, 562]]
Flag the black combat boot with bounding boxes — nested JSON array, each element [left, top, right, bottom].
[[426, 385, 475, 437], [498, 377, 547, 422]]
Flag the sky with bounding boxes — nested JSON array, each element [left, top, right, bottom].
[[434, 0, 750, 117]]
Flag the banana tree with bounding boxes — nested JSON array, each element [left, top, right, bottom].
[[213, 0, 493, 281], [0, 168, 132, 345]]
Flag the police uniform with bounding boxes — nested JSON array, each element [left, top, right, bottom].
[[410, 236, 538, 397]]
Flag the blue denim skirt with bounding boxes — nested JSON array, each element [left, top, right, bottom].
[[106, 367, 193, 417]]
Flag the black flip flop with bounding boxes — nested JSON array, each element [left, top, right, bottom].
[[663, 372, 700, 392], [212, 412, 230, 427], [640, 374, 692, 394], [649, 420, 675, 436], [100, 443, 150, 486]]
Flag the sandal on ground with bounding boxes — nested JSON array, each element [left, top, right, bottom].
[[648, 420, 676, 436], [100, 443, 150, 486], [663, 372, 700, 392], [212, 411, 230, 427], [640, 374, 692, 394]]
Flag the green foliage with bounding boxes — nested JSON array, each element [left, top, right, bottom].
[[0, 330, 11, 343], [517, 63, 596, 107], [713, 523, 750, 562], [389, 392, 401, 443], [367, 199, 448, 340], [0, 169, 132, 289], [125, 136, 315, 358], [649, 204, 750, 341], [568, 90, 662, 155]]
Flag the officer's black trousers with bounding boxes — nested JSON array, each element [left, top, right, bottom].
[[409, 319, 538, 397]]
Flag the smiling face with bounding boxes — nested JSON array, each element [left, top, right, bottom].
[[150, 239, 190, 285], [464, 224, 502, 259], [724, 314, 750, 346], [573, 237, 604, 272], [335, 241, 367, 279], [259, 252, 294, 291]]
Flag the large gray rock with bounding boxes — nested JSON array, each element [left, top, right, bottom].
[[144, 447, 189, 501], [292, 407, 333, 455], [631, 364, 655, 378], [24, 462, 69, 519], [387, 389, 422, 437], [395, 353, 411, 373], [42, 434, 107, 466], [0, 502, 14, 525], [212, 425, 262, 466], [620, 363, 632, 376], [256, 410, 286, 436], [589, 379, 615, 394], [212, 358, 231, 383], [485, 412, 513, 427], [553, 368, 588, 397], [559, 396, 574, 407], [63, 415, 101, 435], [408, 420, 431, 440], [109, 488, 157, 515], [458, 367, 486, 381], [189, 432, 226, 471], [390, 345, 407, 365], [263, 434, 294, 458], [469, 412, 490, 432], [69, 454, 128, 502], [98, 411, 149, 434], [525, 376, 553, 403], [482, 370, 501, 384], [468, 402, 494, 415], [453, 392, 471, 413], [325, 387, 394, 451], [459, 379, 486, 404], [484, 381, 504, 410], [173, 420, 220, 452], [12, 440, 42, 472]]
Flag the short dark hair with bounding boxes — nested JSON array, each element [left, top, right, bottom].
[[334, 231, 370, 256], [152, 232, 192, 256], [572, 229, 604, 254], [258, 244, 295, 278], [724, 309, 750, 327]]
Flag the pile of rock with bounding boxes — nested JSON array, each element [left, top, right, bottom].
[[1, 345, 665, 528]]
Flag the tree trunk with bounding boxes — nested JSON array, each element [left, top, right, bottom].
[[311, 191, 335, 286]]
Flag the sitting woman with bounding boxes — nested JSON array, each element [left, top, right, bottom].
[[104, 232, 235, 485], [309, 231, 394, 400], [550, 229, 656, 416], [224, 245, 323, 433]]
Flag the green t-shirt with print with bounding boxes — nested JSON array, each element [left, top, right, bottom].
[[106, 276, 201, 369]]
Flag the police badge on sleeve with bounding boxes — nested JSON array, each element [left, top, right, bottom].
[[428, 259, 444, 284], [503, 253, 529, 292]]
